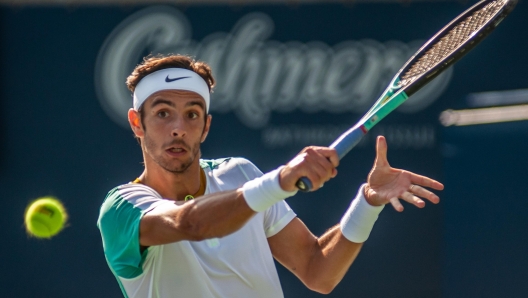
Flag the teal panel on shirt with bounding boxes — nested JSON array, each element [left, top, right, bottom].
[[200, 157, 231, 170], [97, 187, 148, 279]]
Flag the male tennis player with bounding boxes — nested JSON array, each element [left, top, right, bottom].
[[97, 54, 443, 297]]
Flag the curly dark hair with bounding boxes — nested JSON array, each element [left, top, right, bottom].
[[126, 54, 215, 93]]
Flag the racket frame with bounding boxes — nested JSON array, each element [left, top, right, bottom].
[[296, 0, 517, 191]]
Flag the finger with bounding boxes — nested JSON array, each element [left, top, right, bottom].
[[400, 191, 425, 208], [312, 158, 333, 185], [375, 136, 389, 168], [390, 197, 404, 212], [305, 147, 338, 181], [302, 171, 323, 191], [287, 152, 323, 191], [409, 185, 440, 204], [409, 173, 444, 190], [302, 165, 325, 191], [314, 147, 340, 168], [302, 154, 331, 191], [324, 155, 338, 178], [291, 148, 337, 191]]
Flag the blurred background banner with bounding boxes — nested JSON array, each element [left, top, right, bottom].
[[1, 0, 526, 297]]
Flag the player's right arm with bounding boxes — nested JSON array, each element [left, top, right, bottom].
[[139, 147, 338, 247], [97, 147, 337, 277], [139, 189, 252, 245]]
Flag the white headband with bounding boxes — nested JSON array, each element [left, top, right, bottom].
[[133, 68, 210, 112]]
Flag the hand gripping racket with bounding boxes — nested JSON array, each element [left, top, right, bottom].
[[296, 0, 517, 191]]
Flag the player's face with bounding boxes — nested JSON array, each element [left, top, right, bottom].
[[138, 90, 211, 173]]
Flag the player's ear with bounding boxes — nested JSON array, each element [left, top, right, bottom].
[[201, 114, 212, 143], [128, 109, 144, 138]]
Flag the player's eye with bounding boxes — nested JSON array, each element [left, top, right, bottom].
[[157, 111, 169, 118], [188, 112, 199, 119]]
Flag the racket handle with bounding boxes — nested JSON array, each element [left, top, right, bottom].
[[331, 126, 367, 159], [296, 126, 366, 192], [296, 177, 313, 192]]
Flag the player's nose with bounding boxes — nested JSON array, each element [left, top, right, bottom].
[[171, 118, 187, 137]]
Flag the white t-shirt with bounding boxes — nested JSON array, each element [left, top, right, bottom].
[[97, 158, 297, 298]]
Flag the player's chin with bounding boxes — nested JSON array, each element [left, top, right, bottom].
[[162, 158, 194, 173]]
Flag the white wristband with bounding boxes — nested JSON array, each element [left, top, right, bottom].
[[242, 166, 297, 212], [340, 184, 384, 243]]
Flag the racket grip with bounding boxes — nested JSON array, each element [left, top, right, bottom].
[[296, 177, 313, 192], [331, 126, 367, 159], [296, 126, 366, 192]]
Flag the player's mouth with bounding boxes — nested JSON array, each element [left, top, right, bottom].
[[166, 146, 188, 157]]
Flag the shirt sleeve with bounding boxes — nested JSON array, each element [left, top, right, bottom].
[[263, 201, 297, 237], [97, 184, 174, 279], [234, 158, 297, 237]]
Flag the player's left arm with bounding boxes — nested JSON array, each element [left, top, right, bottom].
[[268, 218, 362, 294], [268, 136, 444, 294]]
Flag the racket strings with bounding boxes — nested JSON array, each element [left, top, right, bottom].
[[399, 0, 507, 87]]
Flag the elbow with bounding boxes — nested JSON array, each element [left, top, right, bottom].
[[309, 284, 336, 295], [183, 228, 208, 242], [304, 277, 338, 295], [178, 204, 215, 241], [179, 216, 209, 241]]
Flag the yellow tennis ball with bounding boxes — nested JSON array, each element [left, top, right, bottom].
[[24, 197, 67, 239]]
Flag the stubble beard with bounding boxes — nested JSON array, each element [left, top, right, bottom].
[[143, 135, 201, 174]]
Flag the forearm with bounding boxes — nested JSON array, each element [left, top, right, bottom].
[[188, 166, 296, 239], [272, 186, 383, 293], [269, 219, 364, 294], [141, 189, 255, 246], [307, 187, 383, 291], [181, 189, 255, 240], [305, 226, 363, 291], [141, 167, 296, 246]]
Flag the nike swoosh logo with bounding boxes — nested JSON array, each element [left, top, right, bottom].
[[165, 75, 190, 83]]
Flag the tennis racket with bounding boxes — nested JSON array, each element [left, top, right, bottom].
[[296, 0, 517, 192]]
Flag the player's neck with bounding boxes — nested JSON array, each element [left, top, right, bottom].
[[139, 159, 203, 201]]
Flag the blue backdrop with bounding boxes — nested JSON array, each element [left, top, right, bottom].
[[1, 1, 526, 297]]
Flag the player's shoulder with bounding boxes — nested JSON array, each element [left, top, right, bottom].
[[201, 157, 263, 182], [200, 157, 257, 171], [104, 183, 160, 201], [100, 183, 162, 213], [199, 157, 231, 170]]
